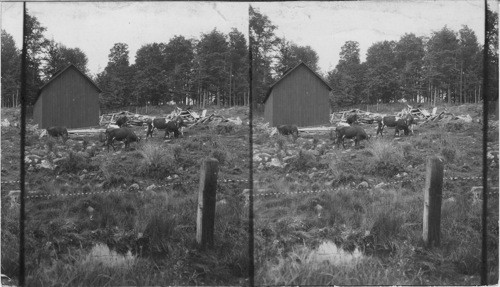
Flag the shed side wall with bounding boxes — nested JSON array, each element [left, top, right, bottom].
[[272, 65, 330, 127], [264, 92, 274, 125], [40, 68, 99, 128]]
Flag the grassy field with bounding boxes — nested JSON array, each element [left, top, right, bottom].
[[1, 106, 250, 286], [1, 103, 498, 285], [253, 103, 498, 285]]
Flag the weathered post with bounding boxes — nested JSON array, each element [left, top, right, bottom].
[[196, 158, 219, 249], [422, 156, 444, 247]]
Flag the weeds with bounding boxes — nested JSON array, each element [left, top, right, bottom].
[[366, 139, 404, 177], [289, 149, 317, 172], [138, 142, 175, 179], [58, 151, 95, 174]]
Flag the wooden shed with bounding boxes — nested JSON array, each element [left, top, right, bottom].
[[33, 64, 101, 129], [263, 62, 332, 127]]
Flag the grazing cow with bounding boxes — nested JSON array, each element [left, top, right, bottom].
[[146, 117, 185, 138], [346, 113, 358, 125], [46, 126, 68, 141], [277, 125, 299, 137], [336, 125, 369, 148], [115, 116, 128, 127], [105, 127, 140, 151], [376, 115, 413, 137]]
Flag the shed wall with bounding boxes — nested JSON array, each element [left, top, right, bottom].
[[36, 68, 99, 128], [270, 65, 330, 127], [264, 92, 273, 125]]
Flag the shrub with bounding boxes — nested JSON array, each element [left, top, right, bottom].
[[290, 150, 317, 172], [211, 150, 227, 165], [276, 135, 286, 152], [139, 142, 175, 179], [366, 139, 404, 177], [58, 151, 94, 174], [440, 147, 456, 163]]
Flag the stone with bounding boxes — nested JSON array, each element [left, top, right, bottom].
[[146, 184, 157, 191], [374, 182, 385, 189], [38, 160, 55, 170], [268, 158, 283, 168], [129, 183, 140, 191], [358, 181, 369, 188]]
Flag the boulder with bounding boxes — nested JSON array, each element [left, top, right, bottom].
[[357, 181, 369, 189], [129, 183, 140, 191], [146, 184, 157, 191]]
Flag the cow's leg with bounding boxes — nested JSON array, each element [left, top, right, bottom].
[[376, 123, 383, 137]]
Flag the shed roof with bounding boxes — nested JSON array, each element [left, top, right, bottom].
[[36, 64, 102, 100], [263, 62, 332, 104]]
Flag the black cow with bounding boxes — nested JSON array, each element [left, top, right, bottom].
[[105, 127, 140, 151], [346, 113, 358, 125], [376, 114, 413, 137], [277, 125, 299, 137], [46, 126, 68, 141], [115, 116, 128, 127], [146, 117, 185, 138], [336, 125, 369, 148]]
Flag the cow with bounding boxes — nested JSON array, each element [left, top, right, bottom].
[[115, 116, 128, 127], [376, 114, 413, 137], [277, 125, 299, 137], [46, 126, 69, 141], [336, 125, 369, 148], [105, 127, 140, 151], [346, 113, 358, 125], [146, 117, 185, 138]]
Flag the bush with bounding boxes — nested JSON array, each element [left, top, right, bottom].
[[58, 151, 94, 174], [139, 142, 175, 179], [211, 150, 227, 165], [290, 150, 317, 172], [366, 139, 404, 177]]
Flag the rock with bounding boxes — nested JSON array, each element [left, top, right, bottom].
[[1, 119, 10, 127], [38, 160, 55, 170], [309, 149, 320, 156], [146, 184, 157, 191], [53, 157, 66, 164], [173, 174, 179, 179], [129, 183, 140, 191], [401, 172, 408, 177], [374, 182, 385, 189], [358, 181, 369, 189], [216, 199, 228, 207], [268, 158, 283, 168], [79, 174, 86, 181]]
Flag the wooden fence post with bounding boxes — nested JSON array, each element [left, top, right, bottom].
[[196, 158, 219, 249], [423, 156, 444, 247]]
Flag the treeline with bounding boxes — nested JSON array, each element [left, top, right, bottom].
[[250, 6, 321, 108], [1, 12, 249, 110], [250, 5, 499, 109], [1, 13, 89, 108], [96, 27, 248, 110]]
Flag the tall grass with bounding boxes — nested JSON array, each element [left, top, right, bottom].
[[138, 142, 175, 179], [366, 138, 404, 177]]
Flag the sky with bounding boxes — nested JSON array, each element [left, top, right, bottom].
[[0, 1, 491, 77], [252, 0, 487, 75], [1, 2, 249, 76]]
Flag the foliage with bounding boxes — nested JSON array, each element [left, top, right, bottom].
[[274, 38, 320, 76], [138, 142, 175, 179], [250, 5, 279, 106], [1, 30, 20, 107], [42, 39, 89, 80], [366, 139, 404, 177]]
